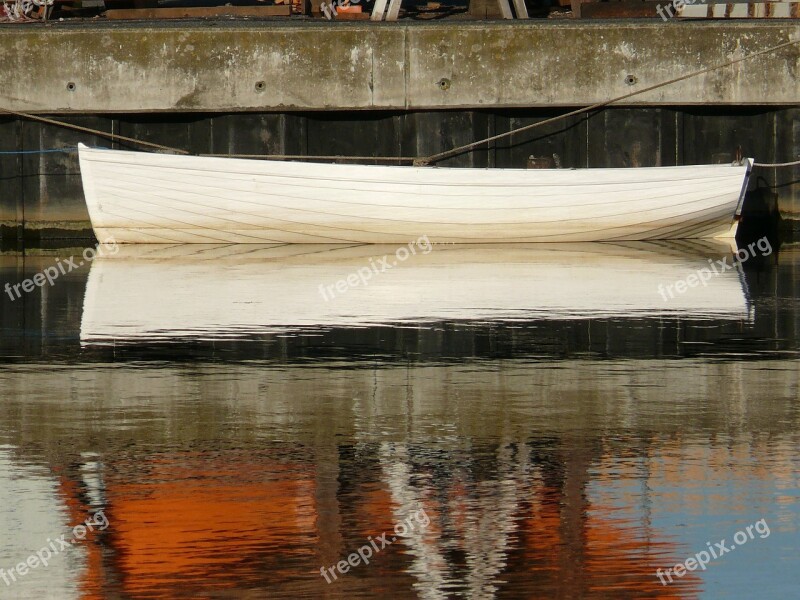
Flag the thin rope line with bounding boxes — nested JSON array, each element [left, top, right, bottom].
[[0, 147, 76, 155], [753, 158, 800, 168], [417, 38, 800, 166], [200, 153, 417, 162], [0, 107, 189, 155]]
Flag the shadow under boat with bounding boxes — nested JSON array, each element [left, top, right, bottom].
[[79, 240, 752, 351]]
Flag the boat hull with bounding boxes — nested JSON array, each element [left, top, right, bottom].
[[77, 145, 753, 244]]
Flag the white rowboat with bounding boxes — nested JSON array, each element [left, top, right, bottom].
[[77, 144, 753, 244]]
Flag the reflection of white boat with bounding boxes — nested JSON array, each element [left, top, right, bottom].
[[80, 242, 750, 344], [77, 144, 753, 243]]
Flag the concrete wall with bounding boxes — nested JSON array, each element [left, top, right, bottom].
[[0, 21, 798, 112]]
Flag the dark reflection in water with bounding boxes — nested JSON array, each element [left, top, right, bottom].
[[0, 241, 798, 599]]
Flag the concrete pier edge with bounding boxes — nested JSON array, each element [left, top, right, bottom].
[[1, 20, 799, 112]]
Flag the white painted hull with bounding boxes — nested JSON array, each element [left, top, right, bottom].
[[77, 144, 753, 244], [79, 242, 750, 344]]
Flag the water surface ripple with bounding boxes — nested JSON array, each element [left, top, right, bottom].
[[1, 241, 798, 599]]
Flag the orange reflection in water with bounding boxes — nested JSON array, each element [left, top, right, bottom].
[[89, 452, 315, 597], [49, 445, 706, 599], [510, 484, 702, 598]]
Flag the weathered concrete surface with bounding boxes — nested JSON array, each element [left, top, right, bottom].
[[0, 21, 798, 112]]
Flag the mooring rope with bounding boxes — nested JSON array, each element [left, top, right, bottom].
[[0, 147, 76, 155], [753, 158, 800, 168], [0, 147, 416, 161], [416, 38, 800, 166], [201, 153, 417, 162], [0, 107, 189, 155]]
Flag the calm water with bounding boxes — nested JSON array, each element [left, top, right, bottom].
[[1, 240, 798, 599]]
